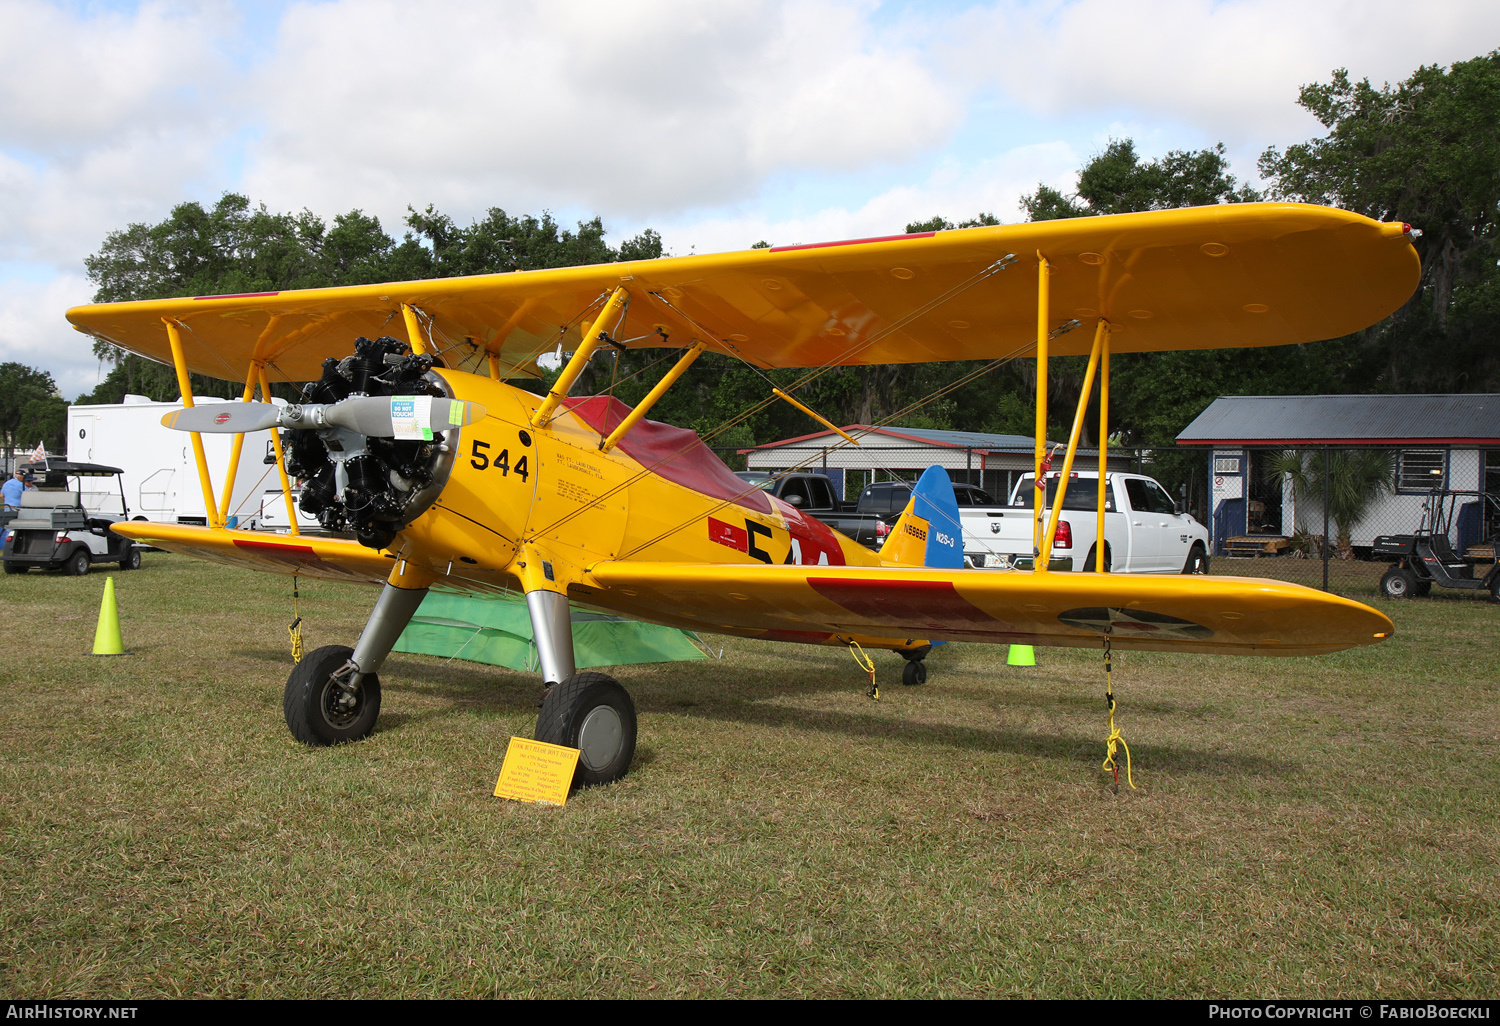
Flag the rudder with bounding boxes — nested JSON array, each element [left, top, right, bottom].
[[878, 465, 964, 569]]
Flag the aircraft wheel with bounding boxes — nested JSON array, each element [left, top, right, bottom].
[[535, 672, 637, 789], [1379, 568, 1417, 599], [283, 644, 382, 746], [119, 546, 142, 571], [902, 660, 928, 686], [63, 549, 90, 576], [1182, 544, 1209, 574]]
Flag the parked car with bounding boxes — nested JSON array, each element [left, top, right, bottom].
[[972, 470, 1210, 574], [735, 471, 996, 549]]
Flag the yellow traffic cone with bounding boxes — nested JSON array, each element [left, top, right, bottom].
[[1006, 644, 1035, 666], [92, 577, 125, 656]]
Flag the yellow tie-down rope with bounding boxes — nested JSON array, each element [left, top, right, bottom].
[[288, 576, 305, 664], [842, 637, 878, 700], [1101, 630, 1135, 789]]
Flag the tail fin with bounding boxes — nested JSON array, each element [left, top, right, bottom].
[[878, 465, 964, 568]]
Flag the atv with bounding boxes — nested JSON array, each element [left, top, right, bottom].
[[1373, 490, 1500, 601]]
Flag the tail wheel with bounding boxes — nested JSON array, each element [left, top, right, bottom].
[[284, 644, 382, 746], [901, 660, 928, 686], [535, 672, 637, 789]]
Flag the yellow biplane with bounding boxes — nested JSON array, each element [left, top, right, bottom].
[[67, 202, 1418, 786]]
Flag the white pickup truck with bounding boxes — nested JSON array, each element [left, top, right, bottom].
[[959, 471, 1210, 574]]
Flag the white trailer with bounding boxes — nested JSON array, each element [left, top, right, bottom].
[[68, 394, 287, 527]]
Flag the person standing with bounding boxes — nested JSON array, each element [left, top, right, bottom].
[[2, 468, 27, 509]]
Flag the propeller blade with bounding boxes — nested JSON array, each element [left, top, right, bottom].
[[160, 403, 283, 434], [323, 396, 487, 439]]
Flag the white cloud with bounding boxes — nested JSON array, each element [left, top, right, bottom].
[[0, 1, 240, 264], [0, 0, 234, 152], [0, 270, 104, 398], [948, 0, 1500, 154], [655, 140, 1079, 255], [240, 0, 961, 228]]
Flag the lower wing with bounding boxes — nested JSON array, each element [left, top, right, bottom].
[[579, 562, 1392, 657], [111, 522, 392, 584]]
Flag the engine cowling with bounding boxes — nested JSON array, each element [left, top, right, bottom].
[[283, 336, 458, 549]]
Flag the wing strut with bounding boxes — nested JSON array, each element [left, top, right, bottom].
[[533, 286, 629, 427], [1096, 327, 1111, 572], [163, 318, 222, 529], [216, 361, 260, 527], [599, 340, 706, 452], [1041, 318, 1111, 565], [258, 364, 300, 535], [400, 303, 428, 356], [1032, 255, 1050, 566]]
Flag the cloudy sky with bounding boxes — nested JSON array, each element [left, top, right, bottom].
[[2, 0, 1496, 397]]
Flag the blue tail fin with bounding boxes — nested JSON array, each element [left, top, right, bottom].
[[878, 465, 964, 569]]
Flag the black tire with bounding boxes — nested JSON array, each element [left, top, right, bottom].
[[3, 562, 24, 575], [63, 549, 90, 576], [118, 546, 141, 571], [1182, 544, 1210, 575], [1380, 567, 1417, 599], [902, 660, 927, 686], [1083, 544, 1112, 573], [283, 644, 381, 746], [1413, 580, 1431, 598], [535, 672, 637, 789]]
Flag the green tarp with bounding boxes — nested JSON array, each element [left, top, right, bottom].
[[392, 591, 705, 671]]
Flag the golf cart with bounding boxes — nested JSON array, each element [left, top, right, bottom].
[[1373, 489, 1500, 600], [2, 460, 142, 575]]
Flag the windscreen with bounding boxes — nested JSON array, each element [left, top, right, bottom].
[[1011, 476, 1114, 511]]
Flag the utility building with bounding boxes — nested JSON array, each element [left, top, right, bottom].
[[1177, 394, 1500, 555], [742, 425, 1134, 503]]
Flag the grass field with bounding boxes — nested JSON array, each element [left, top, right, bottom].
[[1, 554, 1496, 998]]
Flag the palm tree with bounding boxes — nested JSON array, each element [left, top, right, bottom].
[[1265, 450, 1395, 559]]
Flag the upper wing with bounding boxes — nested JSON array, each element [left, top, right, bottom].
[[111, 522, 393, 585], [67, 203, 1418, 384], [578, 561, 1393, 657]]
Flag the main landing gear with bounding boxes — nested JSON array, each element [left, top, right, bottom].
[[283, 581, 427, 747], [525, 589, 637, 789], [280, 581, 640, 791]]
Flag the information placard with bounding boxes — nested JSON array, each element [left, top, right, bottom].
[[493, 737, 580, 806]]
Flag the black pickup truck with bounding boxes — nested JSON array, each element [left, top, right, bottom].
[[735, 471, 994, 549]]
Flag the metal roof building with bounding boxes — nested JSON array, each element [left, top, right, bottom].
[[741, 424, 1134, 502], [1177, 394, 1500, 447], [1175, 395, 1500, 553]]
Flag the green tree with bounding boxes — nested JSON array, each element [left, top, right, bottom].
[[1022, 140, 1259, 220], [83, 194, 668, 402], [0, 363, 62, 452], [1259, 52, 1500, 392], [904, 212, 1001, 233]]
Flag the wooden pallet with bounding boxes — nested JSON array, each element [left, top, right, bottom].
[[1224, 535, 1290, 557]]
